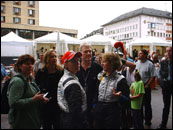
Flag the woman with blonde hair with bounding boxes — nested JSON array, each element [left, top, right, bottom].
[[94, 52, 129, 129], [35, 50, 63, 129]]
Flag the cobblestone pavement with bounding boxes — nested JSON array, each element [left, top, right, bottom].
[[1, 86, 172, 129]]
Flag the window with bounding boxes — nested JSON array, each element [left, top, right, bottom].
[[157, 32, 159, 37], [35, 31, 48, 39], [28, 19, 35, 25], [160, 33, 162, 37], [169, 34, 171, 38], [13, 7, 21, 15], [28, 9, 35, 17], [1, 16, 5, 22], [148, 23, 150, 29], [169, 26, 172, 31], [1, 28, 15, 37], [127, 34, 129, 38], [1, 5, 5, 13], [151, 23, 155, 29], [13, 17, 21, 24], [28, 1, 35, 7], [122, 28, 124, 32], [133, 25, 135, 29], [18, 29, 33, 39], [13, 1, 21, 5], [148, 31, 150, 36], [154, 32, 156, 36], [127, 26, 129, 31], [163, 33, 165, 37]]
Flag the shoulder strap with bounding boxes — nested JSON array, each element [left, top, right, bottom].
[[13, 75, 28, 96], [63, 78, 74, 87], [100, 72, 106, 82], [114, 74, 125, 88]]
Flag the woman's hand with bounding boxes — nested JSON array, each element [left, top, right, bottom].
[[33, 91, 49, 103], [112, 89, 122, 97], [43, 97, 49, 103]]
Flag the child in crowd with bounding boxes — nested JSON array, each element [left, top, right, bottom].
[[130, 70, 145, 129]]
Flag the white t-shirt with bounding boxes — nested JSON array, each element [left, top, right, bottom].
[[126, 67, 135, 86], [136, 60, 156, 84], [117, 67, 135, 86]]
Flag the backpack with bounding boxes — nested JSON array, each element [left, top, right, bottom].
[[1, 75, 28, 114]]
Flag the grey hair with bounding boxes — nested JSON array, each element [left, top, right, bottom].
[[79, 42, 92, 52]]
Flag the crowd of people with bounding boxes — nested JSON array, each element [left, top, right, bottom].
[[1, 42, 172, 129]]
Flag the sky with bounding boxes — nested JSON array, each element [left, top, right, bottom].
[[39, 1, 172, 39]]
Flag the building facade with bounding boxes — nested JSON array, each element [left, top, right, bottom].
[[1, 1, 78, 40], [102, 7, 172, 56], [81, 28, 103, 40], [1, 1, 78, 66]]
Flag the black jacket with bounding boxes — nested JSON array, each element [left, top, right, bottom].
[[62, 84, 89, 129], [76, 61, 103, 106], [35, 68, 63, 103]]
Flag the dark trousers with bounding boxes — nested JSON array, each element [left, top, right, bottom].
[[132, 109, 144, 129], [87, 101, 94, 128], [94, 102, 120, 129], [141, 86, 152, 125], [40, 103, 60, 129], [60, 111, 90, 129], [120, 101, 132, 129], [160, 80, 172, 127]]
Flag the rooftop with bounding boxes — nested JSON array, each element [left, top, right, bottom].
[[102, 7, 172, 26]]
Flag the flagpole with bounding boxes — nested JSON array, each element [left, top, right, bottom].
[[56, 31, 61, 55]]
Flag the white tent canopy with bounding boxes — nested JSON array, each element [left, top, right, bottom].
[[81, 33, 117, 52], [1, 31, 33, 46], [34, 31, 81, 44], [1, 32, 33, 56], [128, 36, 172, 55], [33, 31, 82, 55]]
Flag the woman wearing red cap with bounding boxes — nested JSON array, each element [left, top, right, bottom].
[[58, 51, 89, 129]]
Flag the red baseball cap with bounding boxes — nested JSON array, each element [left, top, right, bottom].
[[62, 51, 82, 64]]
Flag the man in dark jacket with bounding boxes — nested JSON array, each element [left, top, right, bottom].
[[76, 43, 103, 128], [157, 47, 172, 129]]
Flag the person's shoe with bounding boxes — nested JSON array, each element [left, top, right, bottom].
[[157, 124, 167, 129]]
